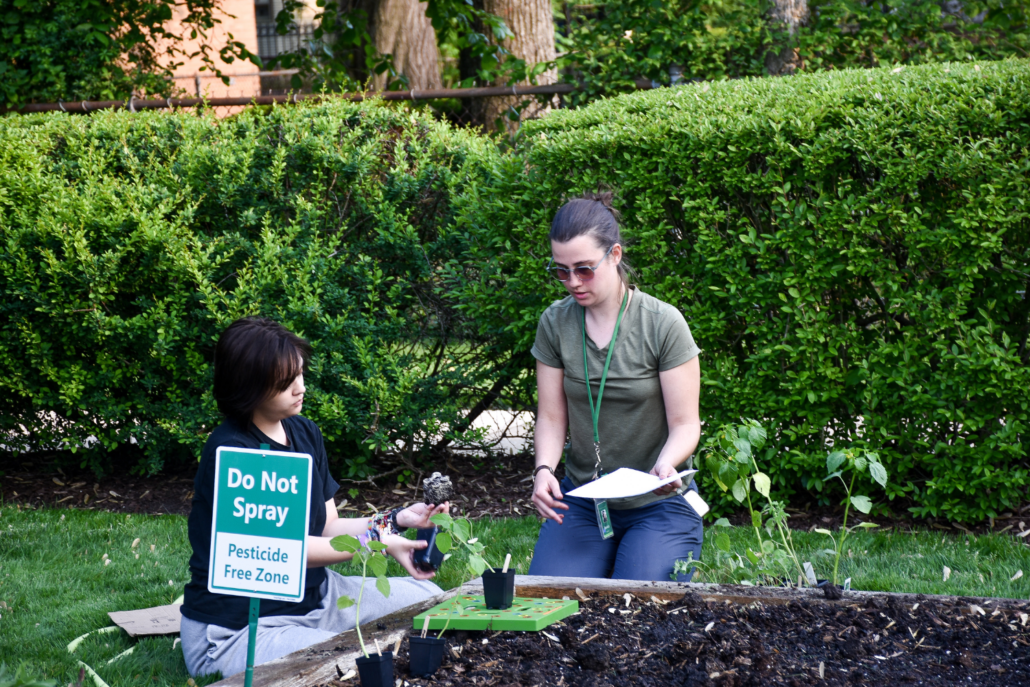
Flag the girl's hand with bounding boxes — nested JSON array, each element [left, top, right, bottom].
[[396, 502, 450, 530], [650, 461, 682, 495], [532, 470, 568, 524], [382, 534, 437, 580]]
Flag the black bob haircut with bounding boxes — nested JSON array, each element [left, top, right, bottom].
[[213, 317, 312, 425]]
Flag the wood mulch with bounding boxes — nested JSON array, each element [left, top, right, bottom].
[[367, 590, 1030, 687], [3, 450, 1029, 540], [0, 449, 539, 521]]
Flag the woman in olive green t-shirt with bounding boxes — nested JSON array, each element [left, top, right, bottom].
[[527, 193, 704, 581]]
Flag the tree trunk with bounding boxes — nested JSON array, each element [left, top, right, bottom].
[[371, 0, 442, 91], [765, 0, 808, 76], [481, 0, 557, 132]]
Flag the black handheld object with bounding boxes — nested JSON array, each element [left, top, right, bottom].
[[413, 527, 446, 572]]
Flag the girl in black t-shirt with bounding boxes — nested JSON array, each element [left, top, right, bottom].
[[181, 318, 448, 678]]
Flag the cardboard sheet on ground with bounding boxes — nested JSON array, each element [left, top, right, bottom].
[[108, 603, 182, 636], [565, 468, 697, 500]]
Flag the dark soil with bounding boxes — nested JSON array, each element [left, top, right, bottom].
[[332, 592, 1030, 687], [3, 449, 1030, 537]]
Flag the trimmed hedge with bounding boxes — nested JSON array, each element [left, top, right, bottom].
[[0, 101, 508, 475], [456, 59, 1030, 522], [3, 61, 1029, 522]]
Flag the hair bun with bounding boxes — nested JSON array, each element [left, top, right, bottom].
[[581, 191, 620, 220]]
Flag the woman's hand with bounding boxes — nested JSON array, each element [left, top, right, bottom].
[[532, 470, 568, 524], [395, 502, 450, 530], [382, 534, 437, 581], [650, 461, 683, 496]]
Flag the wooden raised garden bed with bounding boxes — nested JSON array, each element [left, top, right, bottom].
[[211, 575, 1030, 686]]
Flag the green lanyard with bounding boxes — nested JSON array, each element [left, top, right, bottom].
[[582, 289, 629, 479]]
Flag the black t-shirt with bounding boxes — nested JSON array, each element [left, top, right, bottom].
[[181, 416, 340, 630]]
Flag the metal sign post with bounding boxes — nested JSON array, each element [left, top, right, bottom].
[[208, 444, 312, 687]]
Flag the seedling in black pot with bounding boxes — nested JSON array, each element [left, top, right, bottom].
[[482, 553, 515, 610], [408, 616, 445, 677], [330, 535, 394, 687]]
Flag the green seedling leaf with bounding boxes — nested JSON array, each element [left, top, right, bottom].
[[748, 425, 767, 450], [732, 480, 747, 503], [331, 535, 361, 554], [368, 553, 388, 577], [717, 461, 737, 489], [826, 470, 842, 481], [761, 540, 776, 554], [451, 519, 472, 543], [751, 511, 762, 529], [753, 472, 771, 497], [367, 540, 388, 552], [715, 532, 731, 552], [735, 451, 751, 465], [850, 495, 873, 514], [826, 451, 846, 474], [435, 531, 452, 553], [469, 554, 487, 577], [375, 575, 391, 598], [337, 596, 355, 609], [814, 528, 834, 536], [854, 456, 868, 472], [733, 439, 752, 458], [869, 462, 888, 488], [714, 517, 732, 528], [857, 522, 879, 528], [430, 513, 454, 529], [745, 548, 761, 565]]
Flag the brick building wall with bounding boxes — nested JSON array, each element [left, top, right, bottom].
[[164, 0, 261, 99]]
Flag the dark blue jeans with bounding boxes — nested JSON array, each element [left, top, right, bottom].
[[528, 477, 704, 582]]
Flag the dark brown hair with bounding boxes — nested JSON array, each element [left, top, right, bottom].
[[213, 317, 312, 425], [549, 191, 631, 284]]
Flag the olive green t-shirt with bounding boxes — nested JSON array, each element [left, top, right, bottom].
[[531, 287, 701, 510]]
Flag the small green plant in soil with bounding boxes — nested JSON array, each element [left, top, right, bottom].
[[330, 534, 391, 657], [691, 420, 807, 585], [815, 449, 889, 586], [427, 513, 498, 636]]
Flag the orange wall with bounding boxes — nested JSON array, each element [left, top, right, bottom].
[[163, 0, 261, 99]]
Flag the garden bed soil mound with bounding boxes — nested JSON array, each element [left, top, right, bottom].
[[322, 591, 1030, 687]]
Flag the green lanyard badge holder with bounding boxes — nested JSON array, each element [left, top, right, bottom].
[[582, 290, 629, 540]]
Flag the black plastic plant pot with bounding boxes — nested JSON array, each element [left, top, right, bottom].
[[355, 651, 393, 687], [481, 569, 515, 609], [408, 635, 446, 677], [412, 527, 446, 572]]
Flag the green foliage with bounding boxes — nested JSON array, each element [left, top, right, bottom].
[[0, 664, 57, 687], [816, 448, 888, 585], [429, 512, 491, 579], [560, 0, 1030, 103], [266, 0, 524, 92], [331, 533, 390, 658], [459, 59, 1030, 523], [696, 421, 808, 585], [0, 0, 258, 109], [0, 100, 507, 476]]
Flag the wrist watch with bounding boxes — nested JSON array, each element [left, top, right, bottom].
[[533, 465, 555, 479]]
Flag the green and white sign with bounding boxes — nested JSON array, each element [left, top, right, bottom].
[[208, 447, 313, 602]]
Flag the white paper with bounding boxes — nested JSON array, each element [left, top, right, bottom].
[[566, 468, 697, 500]]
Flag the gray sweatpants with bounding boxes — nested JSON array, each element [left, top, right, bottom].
[[180, 570, 442, 678]]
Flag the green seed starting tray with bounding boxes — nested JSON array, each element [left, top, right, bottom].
[[412, 595, 579, 632]]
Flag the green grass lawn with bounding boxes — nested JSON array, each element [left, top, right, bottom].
[[1, 505, 1027, 685]]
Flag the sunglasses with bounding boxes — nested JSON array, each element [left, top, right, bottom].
[[546, 244, 616, 282]]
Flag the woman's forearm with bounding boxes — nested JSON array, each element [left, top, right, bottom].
[[322, 516, 370, 538], [655, 422, 702, 471], [306, 534, 355, 568], [535, 414, 568, 469]]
